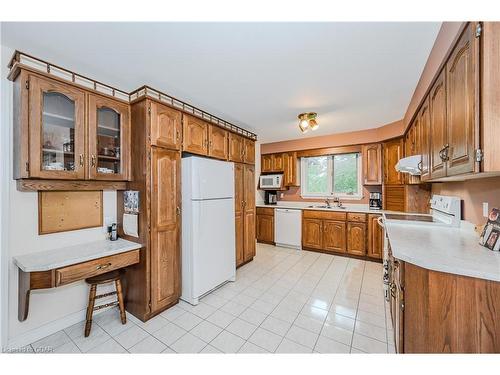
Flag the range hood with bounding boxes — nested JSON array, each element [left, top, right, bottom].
[[395, 155, 422, 176]]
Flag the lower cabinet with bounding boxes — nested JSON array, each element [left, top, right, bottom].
[[390, 260, 500, 353], [301, 210, 373, 259], [256, 208, 274, 244], [347, 222, 367, 256], [235, 163, 256, 267], [367, 214, 383, 260], [323, 220, 346, 253], [302, 218, 323, 250]]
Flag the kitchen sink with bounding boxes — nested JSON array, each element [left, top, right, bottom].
[[308, 205, 346, 209]]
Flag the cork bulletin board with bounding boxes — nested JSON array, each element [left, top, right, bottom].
[[38, 191, 103, 234]]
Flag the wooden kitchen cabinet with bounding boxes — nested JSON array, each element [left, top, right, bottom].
[[323, 220, 346, 253], [150, 147, 181, 312], [235, 163, 256, 266], [243, 164, 256, 262], [149, 101, 182, 150], [429, 70, 448, 179], [272, 153, 284, 171], [229, 133, 244, 163], [208, 124, 228, 160], [401, 262, 500, 353], [347, 222, 366, 256], [367, 214, 383, 260], [302, 218, 323, 250], [243, 138, 255, 165], [419, 98, 431, 181], [383, 184, 431, 213], [182, 114, 209, 155], [118, 99, 181, 321], [404, 118, 420, 185], [88, 94, 130, 181], [14, 72, 132, 185], [362, 143, 382, 185], [261, 154, 273, 172], [383, 138, 404, 185], [283, 152, 299, 187], [234, 163, 245, 266], [445, 24, 477, 177], [27, 75, 86, 180], [256, 207, 274, 245], [261, 153, 284, 173]]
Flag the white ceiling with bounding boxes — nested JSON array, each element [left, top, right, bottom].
[[1, 22, 441, 143]]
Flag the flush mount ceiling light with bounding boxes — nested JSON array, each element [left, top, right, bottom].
[[298, 112, 318, 133]]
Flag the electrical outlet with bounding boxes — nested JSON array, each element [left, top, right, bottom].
[[483, 202, 489, 218], [280, 193, 284, 198]]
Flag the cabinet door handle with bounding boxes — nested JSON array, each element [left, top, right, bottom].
[[79, 154, 84, 167], [91, 155, 96, 167], [176, 206, 181, 216], [176, 130, 180, 141], [96, 262, 112, 270]]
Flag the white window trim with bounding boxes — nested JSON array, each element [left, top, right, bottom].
[[300, 153, 363, 200]]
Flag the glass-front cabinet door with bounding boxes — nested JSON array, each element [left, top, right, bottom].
[[28, 75, 86, 179], [88, 94, 130, 181]]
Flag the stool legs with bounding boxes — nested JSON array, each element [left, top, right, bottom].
[[84, 284, 97, 337], [115, 279, 126, 324]]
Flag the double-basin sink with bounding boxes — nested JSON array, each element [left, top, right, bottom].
[[307, 205, 346, 210]]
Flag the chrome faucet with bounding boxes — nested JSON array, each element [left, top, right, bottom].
[[325, 198, 332, 208], [332, 196, 342, 207]]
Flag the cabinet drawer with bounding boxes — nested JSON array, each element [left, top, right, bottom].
[[347, 213, 367, 222], [303, 210, 346, 221], [55, 249, 140, 286], [256, 207, 275, 216]]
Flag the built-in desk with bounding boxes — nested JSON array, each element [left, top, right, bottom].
[[13, 238, 142, 321]]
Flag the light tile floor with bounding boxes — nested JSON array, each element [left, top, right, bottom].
[[27, 243, 396, 354]]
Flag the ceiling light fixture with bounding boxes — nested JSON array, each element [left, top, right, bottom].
[[297, 112, 318, 133]]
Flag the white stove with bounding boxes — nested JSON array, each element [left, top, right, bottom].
[[383, 194, 461, 227], [380, 194, 462, 301]]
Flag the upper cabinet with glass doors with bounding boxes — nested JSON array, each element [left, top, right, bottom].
[[13, 73, 131, 183], [29, 75, 86, 180], [88, 94, 130, 180]]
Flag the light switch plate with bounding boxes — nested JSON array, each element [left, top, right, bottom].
[[483, 202, 489, 218]]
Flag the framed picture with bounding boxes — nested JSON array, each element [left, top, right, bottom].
[[124, 190, 139, 214], [479, 208, 500, 251]]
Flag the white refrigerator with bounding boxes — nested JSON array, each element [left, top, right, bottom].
[[181, 156, 236, 305]]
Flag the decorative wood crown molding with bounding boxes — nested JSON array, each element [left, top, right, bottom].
[[8, 50, 257, 141]]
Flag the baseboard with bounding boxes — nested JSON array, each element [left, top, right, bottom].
[[6, 307, 110, 350]]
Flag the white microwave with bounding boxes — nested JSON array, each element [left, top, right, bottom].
[[259, 174, 283, 190]]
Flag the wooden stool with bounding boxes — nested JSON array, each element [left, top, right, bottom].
[[84, 270, 126, 337]]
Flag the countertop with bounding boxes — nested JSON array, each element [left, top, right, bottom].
[[256, 201, 390, 214], [13, 238, 142, 272], [383, 217, 500, 282]]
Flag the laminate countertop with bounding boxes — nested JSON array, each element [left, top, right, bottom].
[[13, 238, 142, 272], [256, 202, 391, 214], [383, 217, 500, 282]]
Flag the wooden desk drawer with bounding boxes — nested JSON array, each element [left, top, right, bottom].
[[55, 249, 140, 287], [303, 210, 346, 221], [256, 207, 275, 216], [347, 213, 367, 222]]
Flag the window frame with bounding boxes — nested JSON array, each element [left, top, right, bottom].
[[300, 152, 363, 200]]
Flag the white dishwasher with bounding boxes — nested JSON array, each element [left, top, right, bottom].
[[275, 208, 302, 249]]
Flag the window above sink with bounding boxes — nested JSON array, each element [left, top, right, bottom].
[[301, 153, 362, 200]]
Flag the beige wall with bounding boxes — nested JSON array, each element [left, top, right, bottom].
[[432, 177, 500, 225], [261, 120, 403, 155]]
